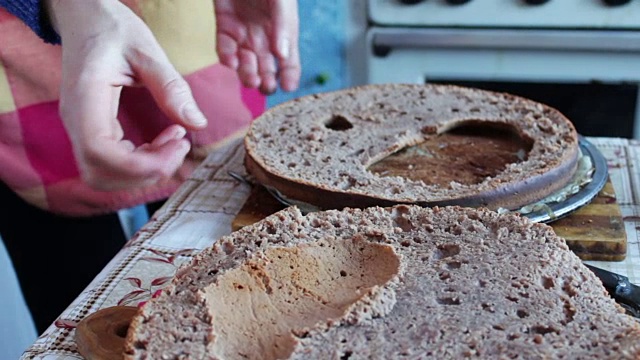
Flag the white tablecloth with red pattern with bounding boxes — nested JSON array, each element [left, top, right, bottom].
[[21, 136, 640, 359]]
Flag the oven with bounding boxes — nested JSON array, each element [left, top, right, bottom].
[[364, 0, 640, 138]]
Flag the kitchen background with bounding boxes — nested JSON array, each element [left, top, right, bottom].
[[5, 0, 640, 357], [282, 0, 640, 140]]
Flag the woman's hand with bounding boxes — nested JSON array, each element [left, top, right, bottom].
[[214, 0, 301, 94], [44, 0, 301, 192], [45, 0, 208, 191]]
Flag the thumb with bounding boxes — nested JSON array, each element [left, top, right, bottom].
[[128, 43, 208, 130]]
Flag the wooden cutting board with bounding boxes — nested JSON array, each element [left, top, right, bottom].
[[550, 179, 626, 261], [232, 130, 626, 261]]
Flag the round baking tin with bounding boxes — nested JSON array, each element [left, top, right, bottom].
[[239, 137, 607, 223], [521, 136, 608, 223]]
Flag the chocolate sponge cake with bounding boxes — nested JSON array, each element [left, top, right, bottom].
[[244, 84, 580, 210], [125, 206, 640, 359]]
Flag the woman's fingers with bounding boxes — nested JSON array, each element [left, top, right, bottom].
[[150, 125, 188, 148], [258, 53, 278, 94], [47, 0, 200, 191], [98, 137, 190, 191], [128, 33, 208, 131], [61, 71, 190, 190], [213, 0, 301, 93], [217, 32, 240, 70], [269, 0, 300, 91], [238, 48, 261, 88], [277, 45, 301, 92]]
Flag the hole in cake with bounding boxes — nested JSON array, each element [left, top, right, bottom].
[[562, 300, 576, 324], [436, 297, 461, 305], [115, 323, 129, 338], [340, 350, 353, 360], [393, 216, 414, 232], [203, 239, 401, 360], [325, 115, 354, 131], [434, 244, 461, 260], [541, 276, 555, 289], [530, 325, 559, 336], [368, 121, 533, 187]]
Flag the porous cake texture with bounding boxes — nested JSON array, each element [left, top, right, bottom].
[[245, 84, 580, 210], [126, 205, 640, 359]]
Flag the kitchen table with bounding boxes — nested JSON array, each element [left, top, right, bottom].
[[20, 135, 640, 359]]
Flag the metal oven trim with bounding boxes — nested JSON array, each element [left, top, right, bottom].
[[372, 28, 640, 53]]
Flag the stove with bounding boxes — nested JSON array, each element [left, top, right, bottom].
[[364, 0, 640, 138], [369, 0, 640, 29]]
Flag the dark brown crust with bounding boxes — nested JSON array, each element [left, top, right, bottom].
[[245, 147, 579, 211], [244, 83, 580, 211], [124, 307, 144, 355]]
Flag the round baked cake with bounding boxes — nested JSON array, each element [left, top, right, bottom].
[[244, 84, 580, 211], [125, 205, 640, 359]]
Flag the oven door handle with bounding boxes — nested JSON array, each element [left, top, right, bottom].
[[371, 27, 640, 53]]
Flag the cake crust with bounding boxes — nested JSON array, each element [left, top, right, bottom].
[[244, 84, 580, 210], [125, 205, 640, 359]]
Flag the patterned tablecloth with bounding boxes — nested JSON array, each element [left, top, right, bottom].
[[21, 136, 640, 359]]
